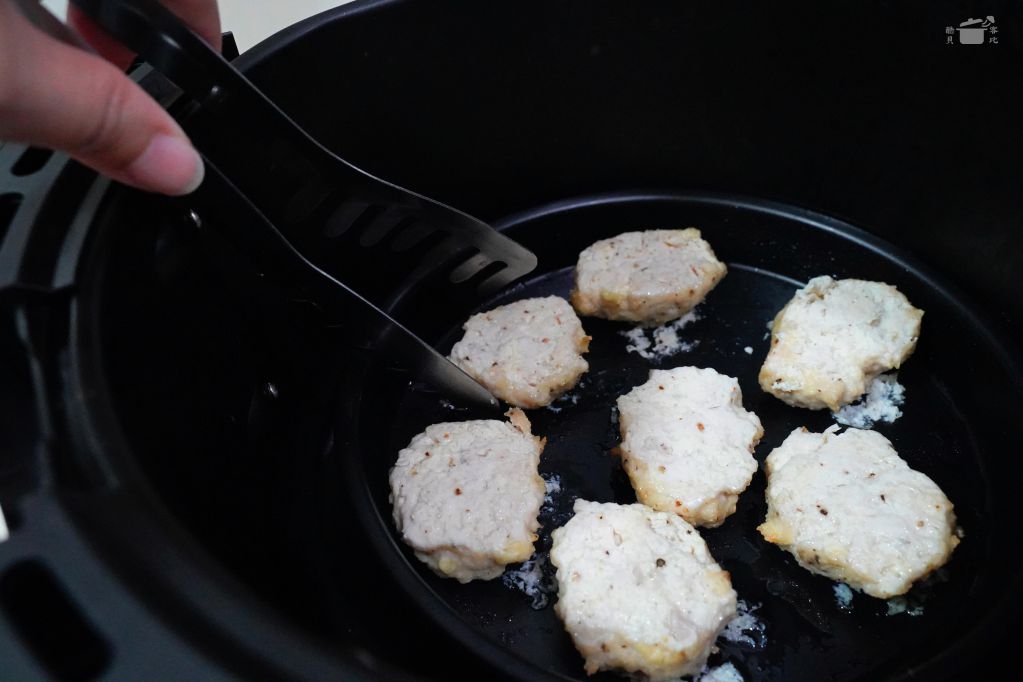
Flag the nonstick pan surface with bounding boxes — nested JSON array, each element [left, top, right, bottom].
[[340, 193, 1022, 681]]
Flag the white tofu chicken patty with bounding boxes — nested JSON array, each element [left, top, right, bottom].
[[570, 229, 727, 326], [758, 426, 960, 599], [449, 296, 590, 408], [389, 409, 546, 583], [616, 367, 763, 527], [550, 500, 737, 681], [759, 276, 923, 411]]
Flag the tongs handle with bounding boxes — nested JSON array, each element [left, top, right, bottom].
[[69, 0, 376, 235], [69, 0, 536, 299], [65, 0, 501, 410], [71, 0, 219, 91]]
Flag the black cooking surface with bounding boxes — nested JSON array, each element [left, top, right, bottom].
[[347, 194, 1016, 681]]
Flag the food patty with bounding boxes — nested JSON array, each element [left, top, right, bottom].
[[449, 296, 590, 408], [758, 425, 960, 598], [550, 500, 737, 681], [570, 229, 727, 326], [617, 367, 763, 527], [759, 276, 923, 411], [389, 409, 546, 582]]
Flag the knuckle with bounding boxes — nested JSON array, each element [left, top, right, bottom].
[[73, 71, 133, 161]]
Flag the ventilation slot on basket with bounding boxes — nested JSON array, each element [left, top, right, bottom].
[[1, 193, 21, 246], [0, 560, 112, 680], [10, 147, 54, 177]]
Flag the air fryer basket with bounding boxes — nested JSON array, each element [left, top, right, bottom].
[[2, 1, 1021, 680], [344, 191, 1023, 680]]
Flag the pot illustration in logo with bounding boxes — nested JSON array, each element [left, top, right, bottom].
[[958, 16, 994, 44]]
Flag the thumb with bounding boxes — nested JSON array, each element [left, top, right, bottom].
[[0, 6, 203, 196]]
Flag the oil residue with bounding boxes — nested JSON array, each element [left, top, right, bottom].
[[722, 599, 768, 648], [501, 554, 557, 610], [501, 473, 571, 609], [696, 661, 745, 682], [832, 373, 905, 428], [621, 309, 701, 360], [833, 583, 854, 611]]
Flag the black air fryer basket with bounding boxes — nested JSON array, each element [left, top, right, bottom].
[[2, 2, 1022, 680]]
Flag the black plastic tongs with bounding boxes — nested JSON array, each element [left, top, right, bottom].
[[35, 0, 539, 408]]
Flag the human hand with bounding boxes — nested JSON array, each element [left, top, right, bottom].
[[0, 0, 220, 195]]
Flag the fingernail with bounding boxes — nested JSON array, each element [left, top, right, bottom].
[[126, 133, 204, 196]]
